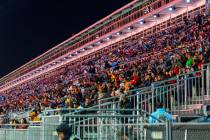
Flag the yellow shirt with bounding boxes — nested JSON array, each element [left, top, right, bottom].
[[33, 116, 40, 122]]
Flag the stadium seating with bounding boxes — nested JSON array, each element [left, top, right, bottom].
[[0, 12, 209, 124]]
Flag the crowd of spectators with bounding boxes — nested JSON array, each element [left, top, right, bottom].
[[0, 13, 209, 124]]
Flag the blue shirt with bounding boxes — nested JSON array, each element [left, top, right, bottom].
[[149, 108, 173, 124]]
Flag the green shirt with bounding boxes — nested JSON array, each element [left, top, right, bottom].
[[186, 57, 193, 67]]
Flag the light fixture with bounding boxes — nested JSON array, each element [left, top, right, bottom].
[[186, 0, 191, 3], [153, 14, 160, 18], [106, 37, 111, 40], [139, 20, 145, 25], [97, 41, 102, 44], [127, 26, 132, 30], [116, 32, 122, 35], [168, 6, 175, 12]]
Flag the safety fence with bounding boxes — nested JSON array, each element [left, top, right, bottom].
[[97, 63, 210, 116], [1, 113, 210, 140], [40, 63, 210, 120]]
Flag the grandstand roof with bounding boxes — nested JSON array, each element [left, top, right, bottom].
[[0, 0, 206, 92], [0, 0, 152, 85]]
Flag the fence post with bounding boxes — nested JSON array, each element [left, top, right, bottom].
[[207, 64, 210, 98], [136, 90, 144, 140], [98, 99, 101, 113], [151, 83, 155, 113], [176, 75, 180, 113], [184, 75, 188, 109], [97, 99, 101, 139], [166, 120, 172, 140], [201, 65, 205, 99]]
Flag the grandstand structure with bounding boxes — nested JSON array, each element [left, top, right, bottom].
[[0, 0, 206, 91], [0, 0, 209, 139]]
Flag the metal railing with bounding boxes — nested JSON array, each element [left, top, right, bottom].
[[1, 121, 210, 140], [41, 63, 210, 118], [97, 63, 210, 117]]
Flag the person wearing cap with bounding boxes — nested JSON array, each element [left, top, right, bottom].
[[56, 122, 80, 140]]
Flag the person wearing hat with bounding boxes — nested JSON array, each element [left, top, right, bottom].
[[56, 122, 80, 140]]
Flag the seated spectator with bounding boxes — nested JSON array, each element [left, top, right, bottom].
[[29, 110, 40, 122], [9, 119, 19, 129], [73, 102, 83, 110], [17, 118, 28, 129]]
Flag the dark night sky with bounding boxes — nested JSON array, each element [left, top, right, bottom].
[[0, 0, 131, 78]]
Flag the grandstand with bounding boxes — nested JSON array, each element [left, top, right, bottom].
[[0, 0, 210, 140]]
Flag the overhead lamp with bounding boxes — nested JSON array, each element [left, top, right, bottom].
[[139, 20, 145, 25], [106, 36, 111, 40], [186, 0, 191, 3], [97, 41, 102, 44], [127, 26, 133, 30], [116, 32, 122, 35], [153, 14, 160, 18], [168, 6, 175, 12]]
